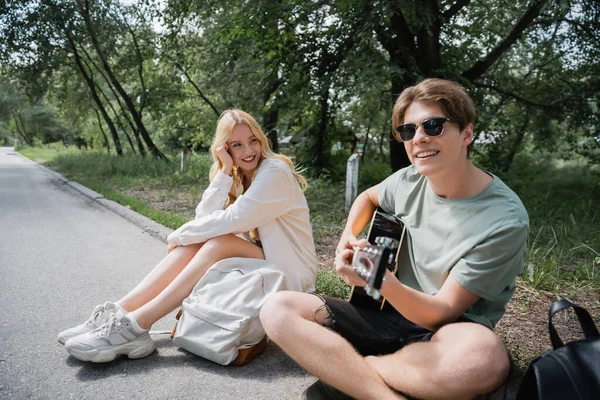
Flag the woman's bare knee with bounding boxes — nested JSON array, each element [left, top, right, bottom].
[[171, 242, 203, 256], [200, 234, 234, 252], [199, 234, 264, 261]]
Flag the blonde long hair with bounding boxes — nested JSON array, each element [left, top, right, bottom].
[[209, 109, 308, 208]]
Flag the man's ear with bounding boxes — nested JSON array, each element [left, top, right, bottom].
[[462, 123, 474, 147]]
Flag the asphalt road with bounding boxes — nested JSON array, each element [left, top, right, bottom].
[[0, 147, 313, 399]]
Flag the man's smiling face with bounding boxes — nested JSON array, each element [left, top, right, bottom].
[[402, 101, 472, 178]]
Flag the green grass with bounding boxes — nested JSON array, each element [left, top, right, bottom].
[[503, 155, 600, 292], [316, 270, 351, 300], [75, 178, 188, 230], [304, 178, 346, 243], [17, 145, 71, 164]]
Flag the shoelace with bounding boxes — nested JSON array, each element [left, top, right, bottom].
[[95, 315, 118, 339], [85, 305, 105, 327]]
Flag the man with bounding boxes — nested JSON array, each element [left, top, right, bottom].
[[260, 78, 529, 400]]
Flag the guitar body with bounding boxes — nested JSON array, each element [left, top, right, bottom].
[[348, 209, 405, 311]]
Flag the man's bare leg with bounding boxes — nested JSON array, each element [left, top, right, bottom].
[[260, 291, 405, 400], [133, 234, 264, 328], [366, 322, 510, 400]]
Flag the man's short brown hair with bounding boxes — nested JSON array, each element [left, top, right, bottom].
[[392, 78, 476, 136]]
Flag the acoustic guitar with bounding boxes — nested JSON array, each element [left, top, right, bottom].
[[348, 209, 405, 311]]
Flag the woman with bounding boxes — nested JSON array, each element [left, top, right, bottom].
[[58, 109, 318, 363]]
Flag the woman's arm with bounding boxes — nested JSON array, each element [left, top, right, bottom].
[[167, 162, 293, 247], [194, 170, 233, 219], [195, 144, 234, 219]]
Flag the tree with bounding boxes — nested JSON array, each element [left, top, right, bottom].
[[2, 0, 598, 174], [0, 0, 167, 157], [72, 0, 166, 159]]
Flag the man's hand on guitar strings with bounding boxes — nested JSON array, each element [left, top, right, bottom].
[[335, 248, 367, 287]]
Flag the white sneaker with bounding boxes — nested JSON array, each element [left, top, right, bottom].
[[57, 302, 118, 345], [65, 314, 155, 363]]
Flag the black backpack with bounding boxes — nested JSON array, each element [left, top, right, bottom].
[[516, 299, 600, 400]]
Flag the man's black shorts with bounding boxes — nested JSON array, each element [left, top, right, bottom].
[[311, 293, 436, 356]]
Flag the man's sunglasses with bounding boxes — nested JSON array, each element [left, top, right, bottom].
[[395, 117, 452, 142]]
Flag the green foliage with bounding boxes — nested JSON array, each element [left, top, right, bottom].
[[359, 158, 392, 190], [3, 0, 600, 172], [0, 79, 73, 147]]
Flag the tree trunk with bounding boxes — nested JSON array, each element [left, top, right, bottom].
[[361, 120, 371, 162], [94, 82, 135, 154], [132, 128, 146, 156], [379, 130, 386, 157], [80, 47, 146, 156], [415, 1, 442, 75], [106, 79, 146, 156], [13, 113, 33, 146], [124, 21, 148, 119], [262, 68, 283, 152], [501, 111, 529, 173], [374, 4, 425, 172], [263, 106, 279, 152], [350, 132, 358, 155], [314, 86, 331, 170], [389, 76, 411, 171], [93, 108, 110, 153], [93, 79, 136, 153], [106, 79, 145, 155], [263, 93, 279, 152], [76, 0, 165, 159], [65, 30, 123, 155]]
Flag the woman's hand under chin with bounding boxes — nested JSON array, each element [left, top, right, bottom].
[[215, 144, 234, 176]]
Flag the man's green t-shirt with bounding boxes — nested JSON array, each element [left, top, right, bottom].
[[378, 166, 529, 329]]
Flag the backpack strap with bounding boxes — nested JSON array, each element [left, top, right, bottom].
[[548, 299, 599, 349]]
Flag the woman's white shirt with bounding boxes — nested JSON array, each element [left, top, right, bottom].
[[167, 158, 318, 292]]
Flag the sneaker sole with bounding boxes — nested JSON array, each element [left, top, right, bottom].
[[66, 336, 156, 363]]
